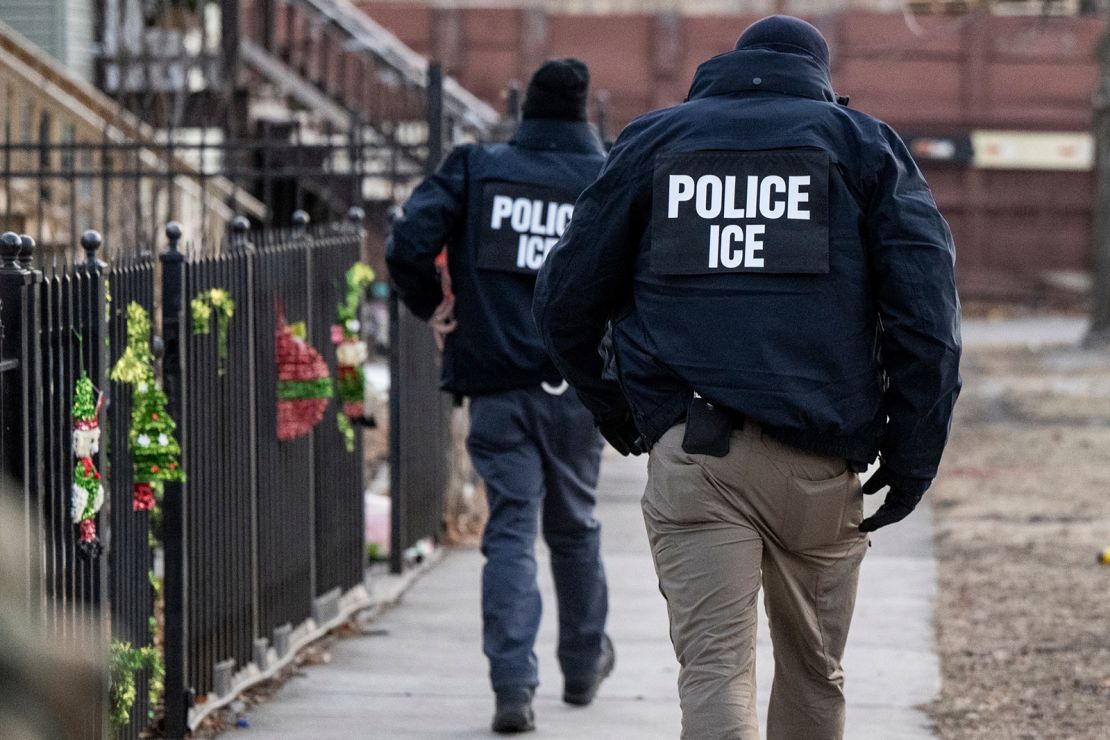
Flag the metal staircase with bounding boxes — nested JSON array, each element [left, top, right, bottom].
[[92, 0, 499, 227]]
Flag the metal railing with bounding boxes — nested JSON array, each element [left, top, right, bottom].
[[162, 214, 371, 733], [4, 31, 468, 739], [1, 230, 110, 738], [3, 214, 374, 738]]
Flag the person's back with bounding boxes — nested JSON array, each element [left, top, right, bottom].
[[388, 67, 606, 398], [544, 44, 959, 478], [438, 127, 605, 394], [387, 59, 616, 735], [534, 17, 961, 739]]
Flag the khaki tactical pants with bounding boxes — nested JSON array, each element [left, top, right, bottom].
[[642, 423, 869, 740]]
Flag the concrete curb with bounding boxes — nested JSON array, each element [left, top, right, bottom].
[[192, 549, 447, 731]]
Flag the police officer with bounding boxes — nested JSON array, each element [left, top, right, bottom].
[[534, 17, 961, 740], [386, 59, 613, 734]]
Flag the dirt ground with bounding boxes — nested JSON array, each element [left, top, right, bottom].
[[927, 344, 1110, 739]]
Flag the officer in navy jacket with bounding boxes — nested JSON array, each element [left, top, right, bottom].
[[534, 17, 961, 739], [387, 59, 613, 734]]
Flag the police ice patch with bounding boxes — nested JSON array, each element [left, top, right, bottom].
[[651, 149, 830, 275], [478, 181, 578, 275]]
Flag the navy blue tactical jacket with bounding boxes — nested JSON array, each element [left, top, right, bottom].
[[533, 48, 962, 490], [387, 119, 606, 396]]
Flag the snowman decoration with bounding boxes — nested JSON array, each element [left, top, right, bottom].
[[333, 318, 370, 420], [70, 372, 105, 555], [333, 262, 377, 424]]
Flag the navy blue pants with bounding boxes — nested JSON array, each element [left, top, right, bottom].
[[467, 386, 607, 693]]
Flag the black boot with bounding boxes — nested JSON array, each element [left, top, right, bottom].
[[563, 634, 615, 706], [492, 687, 535, 734]]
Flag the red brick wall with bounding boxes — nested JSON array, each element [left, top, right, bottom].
[[362, 7, 1100, 130], [361, 4, 1103, 296]]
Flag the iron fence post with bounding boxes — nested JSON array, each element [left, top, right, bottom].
[[387, 210, 403, 575], [77, 228, 109, 735], [427, 62, 445, 167], [160, 221, 190, 738], [388, 64, 448, 574], [0, 231, 40, 610], [17, 234, 34, 272], [292, 209, 310, 241], [347, 206, 365, 234], [230, 215, 253, 252]]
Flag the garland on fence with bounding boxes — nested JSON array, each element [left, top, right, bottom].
[[276, 314, 333, 441], [110, 302, 186, 511], [332, 263, 376, 452], [71, 371, 105, 556], [109, 639, 164, 732], [191, 288, 236, 375]]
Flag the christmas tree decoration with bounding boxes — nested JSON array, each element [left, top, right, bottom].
[[332, 263, 375, 425], [71, 372, 105, 555], [129, 371, 185, 510], [191, 288, 236, 375], [276, 314, 333, 441], [110, 302, 185, 511]]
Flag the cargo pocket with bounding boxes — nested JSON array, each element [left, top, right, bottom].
[[780, 470, 853, 552]]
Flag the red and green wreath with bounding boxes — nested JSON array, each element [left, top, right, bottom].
[[276, 311, 333, 441]]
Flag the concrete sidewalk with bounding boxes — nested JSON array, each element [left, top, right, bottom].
[[245, 453, 939, 739]]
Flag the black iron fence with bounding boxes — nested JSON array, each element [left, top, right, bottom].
[[4, 54, 463, 740], [2, 212, 386, 738], [1, 230, 111, 739], [163, 214, 371, 734]]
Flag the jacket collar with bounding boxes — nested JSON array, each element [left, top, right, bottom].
[[510, 119, 605, 155], [686, 48, 835, 104]]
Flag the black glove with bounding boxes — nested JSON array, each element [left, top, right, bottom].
[[858, 465, 928, 533], [597, 410, 645, 456]]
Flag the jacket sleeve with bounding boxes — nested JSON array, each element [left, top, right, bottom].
[[533, 133, 649, 421], [385, 145, 469, 320], [865, 124, 963, 491]]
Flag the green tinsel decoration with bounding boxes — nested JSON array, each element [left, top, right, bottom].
[[109, 640, 165, 730], [110, 303, 154, 386], [337, 414, 355, 453], [191, 288, 236, 375], [337, 263, 375, 338], [72, 371, 97, 420], [337, 370, 364, 406], [129, 372, 186, 486], [277, 377, 335, 401]]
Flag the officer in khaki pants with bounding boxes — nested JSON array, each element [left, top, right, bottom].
[[534, 15, 961, 739]]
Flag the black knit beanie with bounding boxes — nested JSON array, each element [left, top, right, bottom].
[[522, 58, 590, 122], [735, 16, 830, 72]]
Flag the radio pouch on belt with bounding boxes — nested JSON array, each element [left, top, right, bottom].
[[682, 394, 732, 457]]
